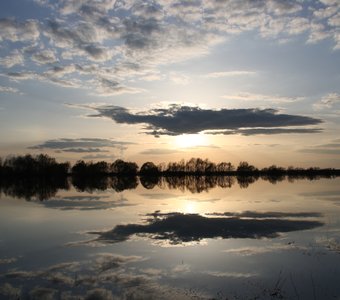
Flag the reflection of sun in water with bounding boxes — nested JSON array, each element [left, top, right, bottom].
[[184, 201, 196, 214], [175, 134, 208, 148]]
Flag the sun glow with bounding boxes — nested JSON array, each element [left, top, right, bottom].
[[175, 134, 208, 148]]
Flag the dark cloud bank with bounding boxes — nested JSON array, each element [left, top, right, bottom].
[[93, 211, 323, 245], [88, 104, 323, 136]]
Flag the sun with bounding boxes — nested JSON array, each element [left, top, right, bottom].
[[175, 134, 208, 148]]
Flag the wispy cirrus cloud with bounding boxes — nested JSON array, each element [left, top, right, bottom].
[[84, 104, 323, 137]]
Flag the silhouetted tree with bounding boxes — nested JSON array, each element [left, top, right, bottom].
[[72, 160, 87, 175], [111, 159, 138, 175], [71, 160, 109, 175], [140, 162, 159, 175], [216, 162, 234, 172], [237, 161, 258, 173], [261, 165, 286, 174]]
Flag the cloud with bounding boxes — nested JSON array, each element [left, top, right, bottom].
[[82, 154, 116, 160], [93, 211, 323, 245], [95, 78, 144, 96], [0, 50, 24, 68], [299, 149, 340, 155], [298, 139, 340, 155], [139, 148, 182, 155], [206, 128, 323, 136], [0, 86, 20, 94], [0, 18, 40, 42], [62, 148, 109, 153], [86, 104, 322, 137], [29, 138, 133, 152], [313, 93, 340, 110], [1, 0, 339, 100], [203, 71, 257, 78], [31, 49, 58, 65], [168, 72, 191, 85], [222, 92, 304, 103], [45, 64, 77, 77], [43, 19, 115, 62], [2, 70, 82, 89]]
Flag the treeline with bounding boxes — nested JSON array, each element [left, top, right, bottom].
[[1, 154, 340, 177], [0, 154, 69, 177]]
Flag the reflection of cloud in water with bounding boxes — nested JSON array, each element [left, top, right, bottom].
[[29, 287, 57, 300], [84, 288, 114, 300], [93, 253, 144, 273], [301, 190, 340, 205], [1, 254, 202, 300], [0, 283, 20, 299], [316, 237, 340, 254], [208, 211, 322, 218], [223, 243, 307, 256], [186, 197, 221, 203], [0, 257, 17, 265], [93, 211, 323, 245], [42, 195, 135, 211], [202, 270, 256, 278], [140, 193, 180, 200]]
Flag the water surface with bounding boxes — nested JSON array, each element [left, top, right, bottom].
[[1, 177, 340, 299]]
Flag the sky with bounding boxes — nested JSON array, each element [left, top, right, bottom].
[[0, 0, 339, 168]]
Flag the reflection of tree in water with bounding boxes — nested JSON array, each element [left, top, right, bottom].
[[237, 175, 259, 189], [0, 177, 70, 201], [72, 176, 139, 193], [0, 172, 337, 201], [111, 176, 138, 192], [140, 176, 160, 189], [72, 175, 109, 192], [159, 176, 236, 193], [261, 174, 286, 184]]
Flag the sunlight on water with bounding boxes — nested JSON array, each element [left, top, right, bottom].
[[183, 201, 197, 214]]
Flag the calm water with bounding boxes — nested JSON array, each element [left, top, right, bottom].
[[1, 177, 340, 299]]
